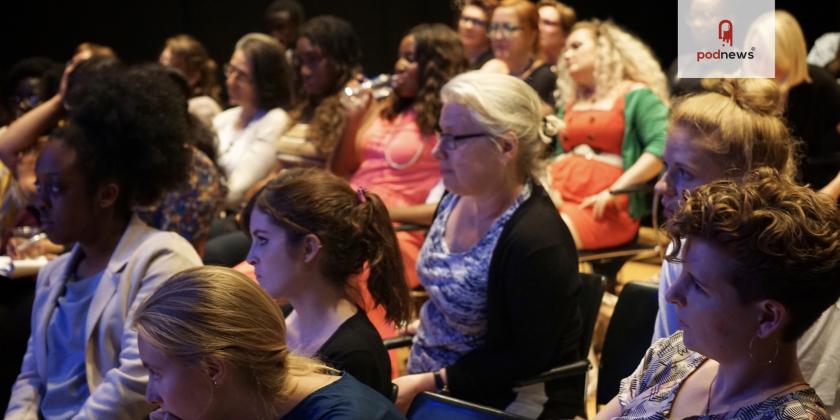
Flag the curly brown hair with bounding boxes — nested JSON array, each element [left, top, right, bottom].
[[289, 16, 362, 156], [666, 167, 840, 341], [383, 24, 468, 134]]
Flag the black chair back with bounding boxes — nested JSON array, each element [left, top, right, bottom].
[[596, 281, 659, 406], [577, 273, 607, 358], [407, 392, 527, 419]]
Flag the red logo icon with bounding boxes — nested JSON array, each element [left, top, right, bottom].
[[718, 19, 733, 47]]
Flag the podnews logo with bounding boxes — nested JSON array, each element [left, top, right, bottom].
[[696, 19, 756, 62]]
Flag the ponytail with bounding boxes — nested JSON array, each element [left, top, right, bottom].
[[353, 189, 412, 325]]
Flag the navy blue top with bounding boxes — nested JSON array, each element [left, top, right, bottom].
[[282, 374, 405, 420]]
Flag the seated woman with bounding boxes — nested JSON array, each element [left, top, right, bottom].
[[242, 168, 411, 397], [536, 0, 576, 72], [5, 65, 201, 418], [598, 168, 840, 419], [482, 0, 556, 108], [652, 78, 840, 416], [393, 71, 582, 419], [280, 15, 363, 170], [214, 33, 292, 209], [159, 34, 223, 128], [338, 23, 467, 290], [456, 0, 498, 70], [134, 266, 404, 420], [548, 19, 668, 250]]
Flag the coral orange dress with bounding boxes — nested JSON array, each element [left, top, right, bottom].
[[548, 97, 639, 249]]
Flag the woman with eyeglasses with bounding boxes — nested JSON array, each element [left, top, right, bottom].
[[242, 168, 411, 398], [336, 24, 467, 292], [536, 0, 576, 68], [456, 0, 499, 70], [547, 19, 668, 250], [392, 71, 582, 419], [481, 0, 556, 108], [213, 33, 293, 209]]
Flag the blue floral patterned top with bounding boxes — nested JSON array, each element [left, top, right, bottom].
[[407, 184, 531, 373]]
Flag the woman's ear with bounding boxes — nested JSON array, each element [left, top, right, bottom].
[[755, 299, 787, 339], [301, 234, 322, 263], [204, 355, 228, 387], [96, 181, 120, 209]]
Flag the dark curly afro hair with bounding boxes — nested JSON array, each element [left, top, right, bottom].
[[51, 64, 191, 214]]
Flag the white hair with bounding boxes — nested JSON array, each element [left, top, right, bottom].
[[441, 71, 545, 180]]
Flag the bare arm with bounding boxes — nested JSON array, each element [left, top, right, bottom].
[[594, 396, 623, 420], [819, 169, 840, 199], [0, 95, 63, 171], [388, 203, 437, 226]]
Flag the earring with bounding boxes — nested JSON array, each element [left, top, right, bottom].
[[748, 335, 779, 366]]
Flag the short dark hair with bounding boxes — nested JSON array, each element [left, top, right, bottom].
[[52, 65, 191, 214], [235, 33, 293, 110], [264, 0, 305, 25], [667, 168, 840, 341]]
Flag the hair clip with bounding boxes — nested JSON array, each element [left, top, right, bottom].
[[356, 186, 367, 203]]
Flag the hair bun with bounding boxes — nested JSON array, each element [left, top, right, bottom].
[[702, 78, 783, 116]]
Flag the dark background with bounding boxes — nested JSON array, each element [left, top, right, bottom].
[[1, 0, 839, 98]]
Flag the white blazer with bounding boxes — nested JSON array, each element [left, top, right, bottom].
[[5, 215, 201, 420]]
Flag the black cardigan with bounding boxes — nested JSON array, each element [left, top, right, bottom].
[[443, 182, 582, 410]]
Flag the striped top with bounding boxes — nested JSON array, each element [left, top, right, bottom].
[[617, 332, 829, 419], [407, 184, 531, 373]]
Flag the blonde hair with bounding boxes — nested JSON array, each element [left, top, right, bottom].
[[441, 71, 545, 180], [774, 10, 811, 92], [671, 78, 797, 180], [555, 20, 669, 108], [133, 266, 326, 416]]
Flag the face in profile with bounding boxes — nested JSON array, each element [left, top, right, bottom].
[[562, 28, 597, 80], [225, 49, 257, 107], [655, 124, 729, 219], [458, 5, 490, 51], [139, 334, 216, 420], [433, 102, 507, 196], [665, 237, 759, 360], [295, 36, 336, 97], [245, 207, 306, 299], [34, 140, 99, 245], [393, 35, 420, 99]]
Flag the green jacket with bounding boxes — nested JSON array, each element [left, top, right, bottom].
[[554, 87, 669, 219]]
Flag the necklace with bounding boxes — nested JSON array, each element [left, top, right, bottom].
[[705, 373, 809, 416], [382, 113, 427, 170], [510, 56, 535, 78]]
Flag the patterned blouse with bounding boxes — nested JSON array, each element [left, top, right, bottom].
[[407, 184, 532, 373], [137, 146, 225, 247], [616, 332, 829, 419]]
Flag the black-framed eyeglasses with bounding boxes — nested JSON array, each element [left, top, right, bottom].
[[488, 23, 522, 37], [459, 16, 488, 29], [436, 131, 491, 152], [223, 63, 253, 84]]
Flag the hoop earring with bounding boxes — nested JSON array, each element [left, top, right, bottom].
[[748, 335, 779, 366]]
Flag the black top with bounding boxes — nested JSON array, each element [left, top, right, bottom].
[[282, 373, 405, 420], [785, 65, 840, 189], [314, 309, 392, 398], [470, 48, 494, 70], [524, 63, 558, 107], [443, 182, 583, 416]]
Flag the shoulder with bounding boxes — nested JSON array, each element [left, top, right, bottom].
[[320, 312, 386, 360], [287, 374, 402, 420], [737, 387, 830, 420], [213, 106, 240, 129], [502, 184, 573, 246]]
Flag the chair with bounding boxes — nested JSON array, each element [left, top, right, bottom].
[[407, 392, 528, 420], [595, 281, 660, 406]]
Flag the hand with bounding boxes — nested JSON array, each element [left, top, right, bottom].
[[7, 236, 62, 260], [579, 189, 616, 220], [392, 372, 435, 413]]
